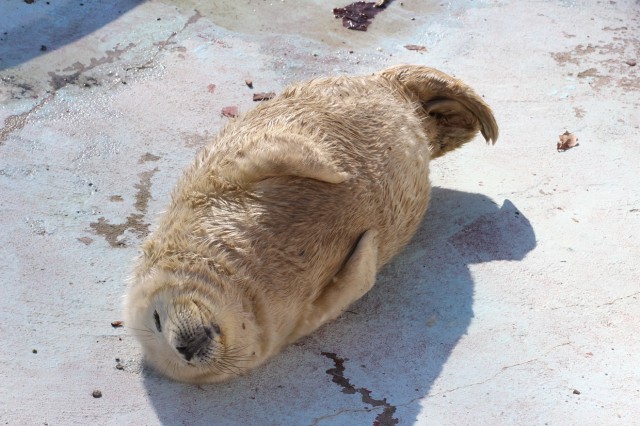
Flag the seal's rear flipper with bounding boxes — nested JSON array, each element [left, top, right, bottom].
[[287, 230, 378, 343], [222, 133, 350, 185], [380, 64, 499, 158]]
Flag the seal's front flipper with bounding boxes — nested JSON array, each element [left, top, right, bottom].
[[222, 133, 350, 184], [288, 230, 378, 343]]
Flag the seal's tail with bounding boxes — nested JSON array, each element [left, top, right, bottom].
[[379, 65, 498, 159]]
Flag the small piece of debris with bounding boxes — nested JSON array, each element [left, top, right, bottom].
[[625, 59, 637, 66], [207, 83, 216, 94], [92, 390, 102, 398], [404, 44, 427, 52], [32, 349, 38, 354], [573, 389, 581, 395], [77, 236, 93, 245], [109, 195, 124, 202], [333, 2, 387, 31], [253, 92, 275, 101], [110, 321, 124, 328], [24, 0, 35, 4], [116, 363, 124, 370], [245, 79, 253, 89], [40, 45, 47, 52], [557, 131, 579, 152], [221, 106, 239, 118]]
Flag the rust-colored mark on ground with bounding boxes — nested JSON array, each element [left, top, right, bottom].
[[404, 44, 427, 52], [0, 94, 53, 145], [138, 152, 161, 164], [207, 83, 217, 93], [78, 236, 94, 245], [90, 165, 158, 248], [221, 106, 239, 118], [573, 107, 585, 118], [321, 352, 398, 425], [110, 195, 124, 202]]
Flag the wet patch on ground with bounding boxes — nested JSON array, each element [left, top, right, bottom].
[[90, 163, 158, 247], [48, 43, 135, 91]]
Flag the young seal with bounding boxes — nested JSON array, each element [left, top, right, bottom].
[[124, 65, 498, 384]]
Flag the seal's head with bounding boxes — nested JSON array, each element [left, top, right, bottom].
[[124, 270, 254, 383]]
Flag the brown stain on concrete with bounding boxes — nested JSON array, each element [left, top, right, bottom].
[[182, 130, 211, 148], [550, 24, 639, 92], [138, 152, 161, 164], [90, 166, 158, 248]]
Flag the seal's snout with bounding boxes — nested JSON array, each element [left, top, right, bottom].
[[174, 321, 221, 362]]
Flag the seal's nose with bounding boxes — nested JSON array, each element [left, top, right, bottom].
[[175, 323, 219, 361], [176, 345, 194, 361]]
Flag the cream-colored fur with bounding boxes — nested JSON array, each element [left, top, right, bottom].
[[123, 65, 498, 384]]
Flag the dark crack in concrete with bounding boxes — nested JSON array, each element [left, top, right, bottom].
[[321, 352, 398, 426], [90, 165, 158, 248], [127, 10, 202, 72]]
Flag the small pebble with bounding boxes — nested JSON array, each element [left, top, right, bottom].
[[116, 363, 124, 370], [625, 59, 637, 67], [32, 349, 38, 354], [573, 389, 581, 395], [92, 390, 102, 398], [40, 45, 47, 51]]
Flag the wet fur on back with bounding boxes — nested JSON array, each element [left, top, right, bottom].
[[124, 65, 498, 383]]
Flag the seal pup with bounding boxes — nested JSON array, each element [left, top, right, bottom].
[[124, 65, 498, 384]]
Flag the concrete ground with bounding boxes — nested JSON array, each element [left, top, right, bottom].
[[1, 0, 639, 424]]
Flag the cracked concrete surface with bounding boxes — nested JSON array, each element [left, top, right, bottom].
[[1, 0, 639, 425]]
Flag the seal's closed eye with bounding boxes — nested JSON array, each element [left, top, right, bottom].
[[153, 310, 161, 332]]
